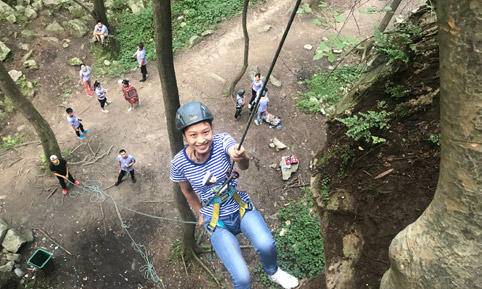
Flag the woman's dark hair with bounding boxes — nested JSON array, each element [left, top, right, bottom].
[[255, 72, 261, 78], [122, 79, 129, 85], [66, 107, 73, 114], [119, 149, 126, 154], [139, 42, 144, 49], [93, 81, 100, 88]]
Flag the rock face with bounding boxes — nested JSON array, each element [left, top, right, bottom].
[[67, 19, 88, 37], [127, 0, 144, 14], [24, 5, 37, 19], [0, 1, 15, 21], [46, 21, 65, 33], [43, 0, 64, 8], [0, 41, 11, 62], [23, 59, 38, 70], [1, 229, 28, 253]]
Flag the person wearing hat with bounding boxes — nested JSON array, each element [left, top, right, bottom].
[[170, 101, 299, 289], [49, 155, 80, 195]]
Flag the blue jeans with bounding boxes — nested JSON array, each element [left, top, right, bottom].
[[204, 209, 278, 289]]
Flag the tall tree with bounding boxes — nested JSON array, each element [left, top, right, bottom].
[[226, 0, 250, 97], [380, 1, 481, 288], [0, 62, 61, 159], [93, 0, 109, 28], [152, 0, 197, 254]]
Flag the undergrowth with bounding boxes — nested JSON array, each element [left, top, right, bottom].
[[298, 65, 363, 115], [109, 0, 260, 74], [337, 101, 392, 145], [374, 23, 422, 64], [1, 134, 23, 150]]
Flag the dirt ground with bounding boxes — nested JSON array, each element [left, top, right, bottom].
[[0, 0, 422, 288]]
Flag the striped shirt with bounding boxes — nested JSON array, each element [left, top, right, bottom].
[[170, 133, 250, 218]]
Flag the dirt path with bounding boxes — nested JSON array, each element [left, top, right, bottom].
[[0, 0, 408, 287]]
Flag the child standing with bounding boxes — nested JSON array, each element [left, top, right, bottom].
[[234, 89, 245, 119], [79, 64, 94, 97], [121, 79, 139, 112], [66, 107, 88, 139], [115, 149, 136, 186], [93, 80, 111, 113], [249, 73, 263, 111], [255, 88, 269, 126]]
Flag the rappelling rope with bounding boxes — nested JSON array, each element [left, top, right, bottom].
[[223, 0, 302, 186]]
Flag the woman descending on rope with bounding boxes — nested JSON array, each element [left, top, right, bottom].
[[170, 101, 299, 289]]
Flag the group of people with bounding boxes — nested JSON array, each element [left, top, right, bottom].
[[234, 72, 270, 126], [49, 21, 298, 288]]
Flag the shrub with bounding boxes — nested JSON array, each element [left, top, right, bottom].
[[337, 101, 392, 145]]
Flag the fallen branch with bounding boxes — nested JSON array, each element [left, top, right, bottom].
[[83, 145, 113, 166], [46, 187, 58, 200], [70, 143, 84, 154], [87, 141, 95, 157], [192, 253, 221, 287], [69, 155, 90, 165], [14, 141, 40, 148], [375, 168, 394, 179], [34, 228, 73, 256]]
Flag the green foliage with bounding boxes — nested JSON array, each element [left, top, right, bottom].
[[1, 134, 23, 150], [359, 6, 380, 14], [385, 82, 410, 99], [314, 34, 359, 63], [320, 178, 330, 206], [169, 239, 183, 262], [374, 23, 423, 64], [0, 96, 15, 121], [91, 45, 126, 77], [297, 2, 313, 14], [274, 192, 324, 279], [113, 0, 258, 74], [298, 66, 363, 115], [428, 133, 440, 146], [337, 101, 392, 145]]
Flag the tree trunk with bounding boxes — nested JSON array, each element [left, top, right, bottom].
[[0, 62, 61, 159], [378, 0, 403, 33], [93, 0, 109, 27], [226, 0, 250, 97], [152, 0, 198, 255], [380, 1, 482, 288]]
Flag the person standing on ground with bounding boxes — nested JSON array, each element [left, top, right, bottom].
[[255, 88, 269, 126], [249, 72, 263, 111], [66, 107, 89, 140], [49, 155, 80, 195], [79, 64, 94, 97], [115, 149, 136, 186], [93, 80, 111, 113], [121, 79, 139, 112], [92, 20, 109, 45], [132, 42, 148, 82], [234, 89, 245, 120], [170, 101, 299, 289]]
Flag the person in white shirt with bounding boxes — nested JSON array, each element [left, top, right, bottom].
[[92, 20, 109, 44]]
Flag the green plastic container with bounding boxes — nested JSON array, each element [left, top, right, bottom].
[[27, 248, 53, 269]]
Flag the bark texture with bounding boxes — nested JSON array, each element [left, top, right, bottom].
[[0, 62, 61, 159], [226, 0, 250, 97], [152, 0, 197, 254], [93, 0, 109, 27], [380, 1, 482, 288]]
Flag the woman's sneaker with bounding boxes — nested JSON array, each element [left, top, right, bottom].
[[62, 188, 69, 195], [74, 180, 80, 186], [269, 268, 299, 289]]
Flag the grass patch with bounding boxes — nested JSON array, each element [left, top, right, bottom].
[[1, 134, 23, 150], [314, 34, 359, 63], [110, 0, 261, 74], [0, 95, 15, 121], [297, 65, 363, 115]]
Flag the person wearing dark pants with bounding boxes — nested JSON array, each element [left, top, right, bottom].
[[133, 42, 148, 82], [66, 107, 88, 139], [49, 155, 80, 195], [249, 73, 263, 111], [94, 80, 111, 113], [115, 149, 136, 186]]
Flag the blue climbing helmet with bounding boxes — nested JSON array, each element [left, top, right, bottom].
[[175, 101, 214, 131]]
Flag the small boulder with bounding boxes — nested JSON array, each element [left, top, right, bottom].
[[269, 75, 282, 87], [201, 30, 214, 37], [14, 5, 25, 13], [67, 19, 88, 37], [24, 5, 37, 19], [304, 44, 313, 50], [103, 59, 111, 66], [23, 59, 38, 70], [269, 138, 288, 151], [127, 0, 143, 14], [46, 21, 64, 33], [18, 43, 29, 50], [0, 41, 11, 61], [0, 219, 8, 242], [2, 229, 29, 252], [5, 14, 16, 23], [5, 253, 20, 262], [0, 1, 15, 18], [43, 0, 64, 8], [7, 70, 23, 82], [68, 57, 83, 66], [20, 29, 35, 38], [31, 0, 42, 11], [188, 35, 200, 48], [0, 261, 14, 273], [258, 24, 271, 33]]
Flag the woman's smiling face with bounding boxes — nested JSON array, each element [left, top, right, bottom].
[[184, 121, 213, 156]]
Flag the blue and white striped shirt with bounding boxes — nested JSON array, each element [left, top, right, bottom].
[[170, 133, 250, 218]]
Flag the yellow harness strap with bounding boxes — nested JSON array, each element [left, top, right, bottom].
[[208, 190, 250, 231]]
